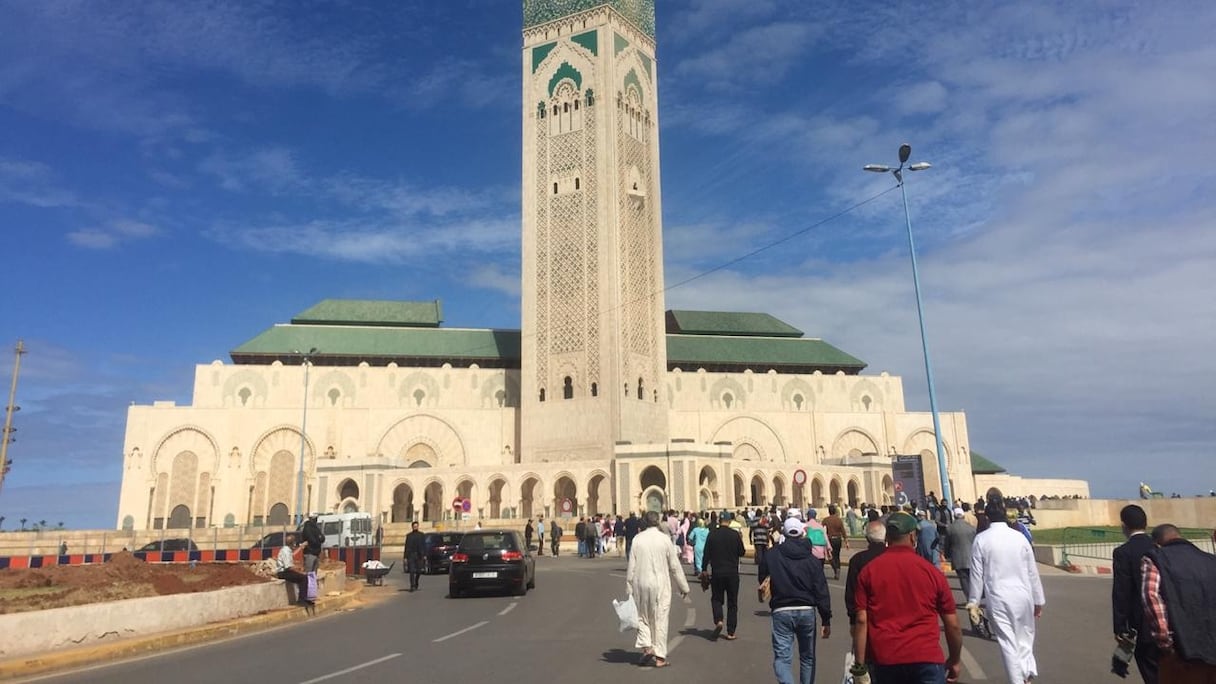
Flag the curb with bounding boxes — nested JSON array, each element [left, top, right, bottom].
[[0, 582, 365, 681]]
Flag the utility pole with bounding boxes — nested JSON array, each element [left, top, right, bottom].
[[0, 340, 26, 497]]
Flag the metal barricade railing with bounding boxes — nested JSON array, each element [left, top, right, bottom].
[[1060, 527, 1216, 567]]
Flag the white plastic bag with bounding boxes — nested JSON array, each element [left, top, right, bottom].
[[841, 651, 870, 684], [612, 596, 639, 632]]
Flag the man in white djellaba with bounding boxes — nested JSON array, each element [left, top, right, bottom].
[[626, 510, 690, 668], [967, 501, 1045, 683]]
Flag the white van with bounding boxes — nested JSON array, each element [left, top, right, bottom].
[[315, 512, 374, 548]]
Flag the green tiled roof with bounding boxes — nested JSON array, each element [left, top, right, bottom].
[[523, 1, 655, 39], [666, 334, 865, 374], [290, 299, 442, 328], [970, 451, 1007, 474], [231, 325, 518, 366], [666, 310, 804, 338]]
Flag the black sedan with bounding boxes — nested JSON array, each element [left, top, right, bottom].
[[448, 530, 535, 598], [422, 532, 464, 574]]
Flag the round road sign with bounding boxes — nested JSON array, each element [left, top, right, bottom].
[[793, 469, 807, 486], [462, 499, 472, 513], [560, 498, 573, 514], [452, 497, 464, 511]]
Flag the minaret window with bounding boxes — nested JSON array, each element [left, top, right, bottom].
[[539, 388, 546, 402], [563, 376, 573, 399], [574, 177, 580, 190], [591, 382, 598, 397], [549, 80, 583, 136], [637, 378, 644, 400]]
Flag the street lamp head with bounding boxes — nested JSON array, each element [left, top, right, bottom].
[[899, 143, 912, 164], [908, 162, 932, 171], [863, 164, 891, 173]]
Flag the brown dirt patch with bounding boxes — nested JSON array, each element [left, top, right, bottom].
[[0, 553, 270, 614]]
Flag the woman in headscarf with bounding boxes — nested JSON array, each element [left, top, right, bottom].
[[688, 517, 709, 574], [678, 513, 693, 564]]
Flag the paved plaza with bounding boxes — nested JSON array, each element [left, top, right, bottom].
[[27, 554, 1120, 684]]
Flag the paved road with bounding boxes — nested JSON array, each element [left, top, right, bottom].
[[28, 552, 1119, 683]]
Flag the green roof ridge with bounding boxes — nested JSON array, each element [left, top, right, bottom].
[[290, 299, 442, 328], [969, 451, 1007, 474], [666, 310, 804, 338]]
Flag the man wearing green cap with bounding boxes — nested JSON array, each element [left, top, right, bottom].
[[854, 512, 963, 683]]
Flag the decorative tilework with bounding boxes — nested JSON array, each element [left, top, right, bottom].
[[615, 32, 629, 55], [524, 0, 655, 39], [532, 42, 558, 73], [571, 30, 598, 55], [548, 61, 583, 96]]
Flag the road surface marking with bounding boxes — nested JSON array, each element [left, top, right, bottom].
[[961, 645, 987, 680], [498, 601, 518, 616], [298, 653, 401, 684], [433, 620, 489, 643]]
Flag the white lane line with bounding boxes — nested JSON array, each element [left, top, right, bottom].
[[961, 645, 987, 680], [298, 653, 401, 684], [498, 601, 519, 616], [433, 620, 489, 643], [609, 572, 627, 578]]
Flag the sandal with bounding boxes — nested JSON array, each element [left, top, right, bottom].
[[654, 658, 670, 668]]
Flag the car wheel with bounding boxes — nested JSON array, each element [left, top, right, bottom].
[[448, 585, 461, 599], [526, 574, 535, 590]]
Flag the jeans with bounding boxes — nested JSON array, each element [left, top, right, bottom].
[[869, 662, 946, 684], [771, 608, 817, 684], [578, 539, 586, 557], [710, 574, 740, 635]]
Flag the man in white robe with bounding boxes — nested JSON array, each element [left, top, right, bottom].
[[967, 503, 1045, 683], [626, 510, 690, 668]]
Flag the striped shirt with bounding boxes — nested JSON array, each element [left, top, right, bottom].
[[1140, 556, 1173, 651]]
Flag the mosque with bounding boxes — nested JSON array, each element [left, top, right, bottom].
[[114, 0, 1086, 532]]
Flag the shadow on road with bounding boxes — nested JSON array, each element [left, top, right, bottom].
[[680, 627, 719, 641], [601, 648, 646, 666]]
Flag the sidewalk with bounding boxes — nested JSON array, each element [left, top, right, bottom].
[[0, 581, 365, 681]]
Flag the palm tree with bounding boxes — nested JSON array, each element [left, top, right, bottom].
[[38, 520, 46, 530], [0, 515, 5, 531], [56, 522, 64, 530], [19, 518, 27, 531]]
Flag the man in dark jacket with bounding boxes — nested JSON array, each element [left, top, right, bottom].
[[575, 517, 587, 557], [844, 520, 886, 635], [549, 518, 562, 556], [300, 513, 325, 573], [1112, 504, 1157, 683], [524, 517, 534, 552], [759, 517, 832, 684], [1140, 524, 1216, 681], [403, 521, 425, 591], [584, 516, 599, 559], [624, 512, 640, 556], [702, 511, 746, 639]]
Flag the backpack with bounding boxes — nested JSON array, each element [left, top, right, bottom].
[[807, 526, 828, 547]]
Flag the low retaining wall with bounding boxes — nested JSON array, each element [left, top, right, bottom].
[[0, 546, 379, 577], [0, 571, 342, 660]]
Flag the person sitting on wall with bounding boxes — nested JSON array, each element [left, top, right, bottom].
[[274, 533, 310, 604]]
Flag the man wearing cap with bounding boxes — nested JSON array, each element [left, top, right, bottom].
[[759, 517, 832, 684], [967, 502, 1045, 684], [855, 512, 962, 683], [943, 508, 977, 602], [300, 512, 325, 573]]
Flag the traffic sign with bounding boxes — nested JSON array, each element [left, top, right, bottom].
[[452, 497, 464, 511], [793, 469, 807, 486], [560, 498, 573, 514], [462, 499, 472, 513]]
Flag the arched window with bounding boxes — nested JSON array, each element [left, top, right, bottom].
[[653, 389, 658, 403], [563, 376, 573, 399], [574, 177, 580, 190], [539, 388, 546, 402], [861, 395, 872, 410], [327, 388, 341, 406], [637, 378, 644, 400], [590, 382, 598, 397], [723, 392, 734, 409], [238, 387, 252, 406], [413, 389, 425, 407], [495, 389, 506, 407], [793, 394, 804, 410]]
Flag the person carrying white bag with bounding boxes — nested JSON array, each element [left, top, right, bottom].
[[624, 511, 690, 669]]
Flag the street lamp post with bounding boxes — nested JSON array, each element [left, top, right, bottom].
[[294, 348, 318, 525], [864, 144, 953, 506]]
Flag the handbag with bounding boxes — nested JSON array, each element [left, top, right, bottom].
[[758, 577, 771, 603]]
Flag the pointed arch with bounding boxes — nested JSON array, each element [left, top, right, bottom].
[[712, 416, 786, 462], [375, 414, 467, 468], [830, 428, 880, 462]]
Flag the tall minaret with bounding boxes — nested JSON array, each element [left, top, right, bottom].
[[520, 0, 668, 462]]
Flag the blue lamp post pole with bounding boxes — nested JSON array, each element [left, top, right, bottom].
[[865, 144, 953, 507], [294, 348, 318, 525]]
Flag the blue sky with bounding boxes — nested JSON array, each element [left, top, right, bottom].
[[2, 1, 1214, 529]]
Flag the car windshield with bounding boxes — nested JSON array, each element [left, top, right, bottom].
[[459, 533, 515, 553]]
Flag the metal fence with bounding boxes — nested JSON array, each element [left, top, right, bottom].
[[1060, 527, 1215, 566]]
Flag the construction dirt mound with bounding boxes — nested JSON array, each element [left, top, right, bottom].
[[0, 554, 270, 615]]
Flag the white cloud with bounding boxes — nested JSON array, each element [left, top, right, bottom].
[[673, 21, 819, 91], [0, 157, 77, 208], [67, 219, 160, 250], [198, 148, 304, 193]]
